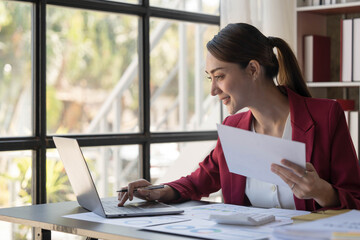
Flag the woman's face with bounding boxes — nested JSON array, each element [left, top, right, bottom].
[[205, 52, 253, 115]]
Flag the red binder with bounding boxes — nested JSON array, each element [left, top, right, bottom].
[[304, 35, 331, 82]]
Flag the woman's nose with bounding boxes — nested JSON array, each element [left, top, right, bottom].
[[211, 80, 220, 96]]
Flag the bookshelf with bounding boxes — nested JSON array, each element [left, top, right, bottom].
[[296, 1, 360, 96], [296, 1, 360, 157], [296, 1, 360, 84]]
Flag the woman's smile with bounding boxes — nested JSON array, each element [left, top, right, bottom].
[[221, 96, 230, 105]]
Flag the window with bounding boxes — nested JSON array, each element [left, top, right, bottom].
[[0, 0, 219, 239], [150, 18, 219, 132], [0, 1, 32, 137], [46, 6, 140, 135]]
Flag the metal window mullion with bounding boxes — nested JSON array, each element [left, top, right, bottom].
[[114, 146, 122, 191], [113, 98, 122, 191], [33, 0, 50, 239], [149, 6, 219, 24], [32, 0, 47, 206], [47, 0, 146, 16], [150, 131, 218, 143], [140, 0, 151, 181], [98, 119, 108, 196]]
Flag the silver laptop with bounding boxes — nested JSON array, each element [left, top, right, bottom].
[[53, 136, 184, 218]]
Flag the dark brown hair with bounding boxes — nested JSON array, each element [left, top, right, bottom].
[[206, 23, 311, 97]]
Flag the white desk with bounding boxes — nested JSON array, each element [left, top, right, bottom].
[[0, 200, 207, 240]]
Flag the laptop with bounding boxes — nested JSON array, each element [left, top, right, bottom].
[[53, 136, 184, 218]]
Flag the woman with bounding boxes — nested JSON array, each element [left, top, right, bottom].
[[118, 23, 360, 211]]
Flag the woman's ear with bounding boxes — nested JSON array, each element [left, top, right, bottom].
[[246, 60, 261, 79]]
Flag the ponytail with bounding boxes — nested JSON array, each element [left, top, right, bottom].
[[268, 36, 312, 97]]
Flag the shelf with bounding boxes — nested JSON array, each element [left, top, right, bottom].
[[298, 2, 360, 158], [297, 2, 360, 14], [307, 82, 360, 87]]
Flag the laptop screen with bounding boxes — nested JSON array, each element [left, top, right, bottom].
[[53, 137, 106, 217]]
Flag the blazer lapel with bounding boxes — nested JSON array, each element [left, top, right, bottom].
[[287, 88, 315, 163], [287, 88, 315, 210]]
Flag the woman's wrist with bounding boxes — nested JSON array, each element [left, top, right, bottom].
[[159, 185, 180, 202], [314, 180, 340, 208]]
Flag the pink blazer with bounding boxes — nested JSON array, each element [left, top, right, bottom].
[[167, 88, 360, 211]]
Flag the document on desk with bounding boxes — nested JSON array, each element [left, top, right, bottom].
[[146, 218, 273, 240], [272, 210, 360, 240], [145, 203, 310, 240], [63, 212, 190, 227], [217, 124, 306, 187], [180, 203, 309, 221]]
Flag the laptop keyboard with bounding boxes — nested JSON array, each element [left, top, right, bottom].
[[102, 200, 171, 214], [103, 202, 139, 214]]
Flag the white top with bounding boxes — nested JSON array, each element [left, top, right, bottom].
[[245, 114, 296, 209]]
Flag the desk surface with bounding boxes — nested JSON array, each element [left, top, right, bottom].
[[0, 199, 207, 240]]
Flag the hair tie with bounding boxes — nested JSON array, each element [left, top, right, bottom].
[[268, 36, 275, 48]]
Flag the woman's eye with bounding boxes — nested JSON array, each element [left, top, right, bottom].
[[206, 75, 224, 82], [214, 75, 224, 81]]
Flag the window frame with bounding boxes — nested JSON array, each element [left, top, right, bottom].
[[0, 0, 220, 205]]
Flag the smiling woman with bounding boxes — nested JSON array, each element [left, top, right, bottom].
[[119, 23, 360, 212]]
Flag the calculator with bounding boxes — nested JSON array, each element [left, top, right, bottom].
[[209, 212, 276, 226]]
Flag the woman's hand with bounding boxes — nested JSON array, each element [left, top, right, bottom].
[[271, 159, 340, 208], [117, 179, 179, 206]]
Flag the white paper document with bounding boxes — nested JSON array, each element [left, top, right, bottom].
[[273, 210, 360, 240], [63, 212, 189, 227], [146, 218, 273, 240], [180, 203, 309, 221], [217, 124, 306, 187], [145, 203, 310, 240]]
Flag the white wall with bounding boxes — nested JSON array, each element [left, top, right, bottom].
[[220, 0, 296, 51]]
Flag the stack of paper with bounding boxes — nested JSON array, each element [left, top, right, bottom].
[[272, 210, 360, 240]]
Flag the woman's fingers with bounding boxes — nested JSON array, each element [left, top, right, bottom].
[[272, 160, 313, 184], [271, 162, 301, 186], [272, 160, 338, 207], [271, 160, 322, 200], [118, 192, 129, 206], [117, 179, 152, 206], [280, 159, 309, 179], [271, 164, 296, 189]]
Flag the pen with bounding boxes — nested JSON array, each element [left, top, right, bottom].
[[116, 184, 165, 193]]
